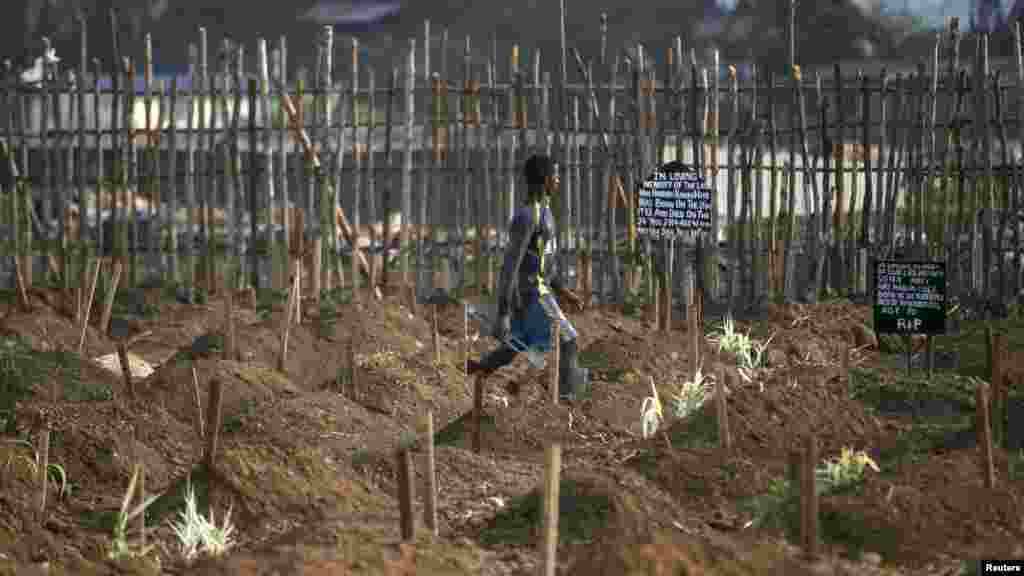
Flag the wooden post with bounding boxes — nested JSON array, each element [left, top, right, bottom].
[[463, 302, 469, 375], [136, 461, 146, 547], [293, 212, 304, 323], [658, 275, 672, 332], [976, 380, 996, 489], [395, 447, 416, 541], [716, 370, 732, 452], [312, 235, 322, 304], [36, 424, 50, 520], [13, 258, 29, 311], [423, 410, 438, 535], [78, 259, 101, 355], [204, 378, 224, 472], [539, 443, 561, 576], [224, 276, 235, 361], [550, 323, 561, 404], [100, 260, 123, 335], [347, 341, 358, 397], [116, 342, 133, 398], [473, 376, 484, 454], [431, 303, 441, 365], [689, 304, 701, 379], [278, 265, 299, 372], [802, 435, 820, 559], [191, 365, 204, 440]]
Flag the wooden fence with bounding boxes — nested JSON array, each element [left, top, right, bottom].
[[1, 17, 1022, 317]]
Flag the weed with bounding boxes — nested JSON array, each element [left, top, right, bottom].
[[333, 366, 352, 391], [397, 430, 419, 452], [169, 476, 236, 563], [108, 465, 160, 560], [741, 476, 797, 533], [223, 399, 257, 434], [478, 478, 613, 547], [1, 438, 70, 499], [351, 447, 371, 472], [708, 314, 774, 374]]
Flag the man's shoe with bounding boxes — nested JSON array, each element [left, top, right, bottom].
[[466, 359, 482, 375]]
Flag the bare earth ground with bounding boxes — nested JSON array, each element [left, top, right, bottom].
[[0, 280, 1022, 575]]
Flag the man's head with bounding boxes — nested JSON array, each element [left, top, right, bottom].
[[523, 154, 560, 201]]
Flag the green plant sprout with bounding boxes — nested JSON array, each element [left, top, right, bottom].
[[709, 314, 775, 376], [169, 477, 236, 563], [673, 365, 711, 420], [1, 438, 70, 499], [814, 447, 880, 495], [640, 375, 664, 440], [108, 465, 160, 560]]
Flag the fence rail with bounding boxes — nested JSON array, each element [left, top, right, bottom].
[[0, 16, 1022, 318]]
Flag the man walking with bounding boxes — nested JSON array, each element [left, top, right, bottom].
[[467, 153, 590, 402]]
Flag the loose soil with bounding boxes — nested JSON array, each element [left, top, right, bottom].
[[0, 282, 1022, 575]]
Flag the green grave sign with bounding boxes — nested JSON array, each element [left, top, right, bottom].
[[873, 260, 946, 335]]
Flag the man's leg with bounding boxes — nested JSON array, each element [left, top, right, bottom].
[[467, 344, 518, 377], [539, 294, 589, 401]]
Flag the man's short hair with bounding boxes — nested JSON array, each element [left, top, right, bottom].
[[523, 154, 555, 188]]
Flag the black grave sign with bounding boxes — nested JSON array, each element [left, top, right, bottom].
[[873, 260, 946, 335], [636, 161, 713, 238]]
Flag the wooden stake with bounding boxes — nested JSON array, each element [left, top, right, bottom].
[[116, 341, 134, 398], [36, 425, 50, 519], [279, 265, 299, 372], [99, 260, 123, 335], [312, 236, 322, 303], [136, 461, 146, 546], [191, 365, 204, 440], [347, 340, 358, 397], [976, 380, 996, 489], [223, 278, 235, 361], [658, 275, 672, 332], [716, 370, 732, 452], [550, 323, 561, 404], [463, 302, 469, 375], [77, 259, 101, 355], [539, 443, 561, 576], [473, 376, 484, 454], [423, 410, 438, 535], [13, 257, 29, 311], [802, 436, 820, 559], [204, 378, 224, 472], [431, 303, 441, 366], [689, 304, 701, 380], [293, 211, 305, 322], [395, 447, 416, 541]]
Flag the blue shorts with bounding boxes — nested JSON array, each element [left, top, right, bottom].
[[509, 292, 578, 352]]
